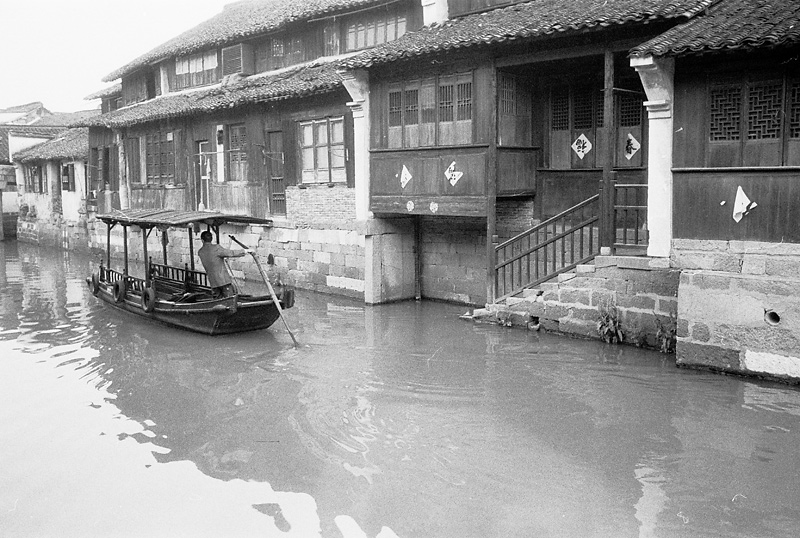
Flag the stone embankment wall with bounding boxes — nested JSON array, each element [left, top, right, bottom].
[[486, 256, 680, 350], [674, 239, 800, 383], [17, 216, 91, 253]]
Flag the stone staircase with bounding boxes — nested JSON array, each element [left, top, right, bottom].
[[467, 256, 679, 348]]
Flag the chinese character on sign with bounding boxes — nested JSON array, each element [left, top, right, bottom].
[[571, 134, 592, 160], [444, 161, 463, 187], [624, 133, 641, 160], [429, 202, 439, 213], [406, 200, 415, 212], [399, 165, 412, 189]]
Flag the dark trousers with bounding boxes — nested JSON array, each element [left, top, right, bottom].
[[212, 283, 235, 298]]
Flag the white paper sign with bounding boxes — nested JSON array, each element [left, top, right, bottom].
[[624, 133, 641, 160], [399, 165, 412, 189], [444, 161, 463, 186], [571, 134, 592, 159]]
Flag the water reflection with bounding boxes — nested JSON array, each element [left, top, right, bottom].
[[1, 241, 799, 538]]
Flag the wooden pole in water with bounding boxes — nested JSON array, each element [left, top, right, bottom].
[[229, 234, 298, 346]]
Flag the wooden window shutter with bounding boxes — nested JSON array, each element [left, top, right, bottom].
[[281, 119, 297, 186], [222, 44, 254, 76]]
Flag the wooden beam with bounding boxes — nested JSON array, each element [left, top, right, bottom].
[[486, 61, 499, 303], [601, 49, 616, 249]]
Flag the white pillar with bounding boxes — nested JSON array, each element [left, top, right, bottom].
[[339, 69, 371, 221], [421, 0, 449, 25], [631, 55, 675, 258]]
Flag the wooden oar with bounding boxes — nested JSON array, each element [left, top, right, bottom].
[[229, 235, 298, 346]]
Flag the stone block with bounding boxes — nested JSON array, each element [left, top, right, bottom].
[[656, 298, 678, 315], [558, 318, 597, 338], [521, 288, 543, 299], [616, 257, 657, 271], [576, 264, 595, 273], [741, 256, 767, 275], [568, 305, 600, 322], [677, 341, 741, 371], [560, 288, 592, 306], [617, 294, 656, 311], [765, 257, 800, 278], [685, 272, 731, 291], [522, 301, 545, 317], [590, 289, 616, 308], [540, 319, 560, 332], [313, 251, 332, 264], [690, 322, 711, 343], [558, 272, 577, 283]]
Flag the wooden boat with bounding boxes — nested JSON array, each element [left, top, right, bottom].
[[87, 209, 294, 335]]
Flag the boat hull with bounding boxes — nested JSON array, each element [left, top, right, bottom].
[[89, 281, 292, 336]]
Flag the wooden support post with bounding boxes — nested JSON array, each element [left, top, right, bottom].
[[601, 50, 616, 251], [162, 229, 168, 265], [123, 225, 129, 275], [188, 227, 195, 272], [106, 223, 114, 267], [142, 227, 150, 287], [486, 63, 499, 303]]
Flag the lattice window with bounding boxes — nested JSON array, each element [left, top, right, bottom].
[[572, 88, 594, 130], [551, 88, 569, 131], [404, 89, 419, 125], [748, 81, 783, 140], [228, 124, 248, 182], [389, 91, 402, 127], [457, 82, 472, 121], [618, 93, 643, 127], [596, 90, 604, 128], [788, 81, 800, 139], [438, 84, 454, 122], [500, 75, 516, 115], [709, 86, 742, 141]]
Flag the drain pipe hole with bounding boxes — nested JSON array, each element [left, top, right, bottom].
[[764, 310, 781, 326]]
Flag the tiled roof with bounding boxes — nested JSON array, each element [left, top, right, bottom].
[[85, 83, 122, 101], [7, 125, 65, 138], [0, 130, 9, 164], [13, 128, 89, 163], [81, 62, 344, 128], [35, 110, 100, 126], [103, 0, 387, 82], [0, 102, 46, 114], [631, 0, 800, 57], [344, 0, 715, 68]]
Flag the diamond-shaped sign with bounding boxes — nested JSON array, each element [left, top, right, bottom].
[[624, 133, 641, 160], [399, 165, 412, 189], [571, 134, 592, 160], [444, 161, 463, 187]]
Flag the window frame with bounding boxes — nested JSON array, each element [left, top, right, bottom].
[[174, 49, 219, 90], [385, 72, 474, 149], [226, 123, 249, 183], [298, 116, 347, 185], [344, 8, 407, 52], [61, 162, 76, 192], [144, 131, 176, 184], [706, 73, 800, 167]]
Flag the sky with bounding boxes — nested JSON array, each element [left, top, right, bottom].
[[1, 0, 233, 113]]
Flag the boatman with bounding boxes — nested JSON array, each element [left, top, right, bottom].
[[197, 231, 252, 298]]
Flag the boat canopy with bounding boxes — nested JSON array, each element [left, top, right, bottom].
[[96, 209, 273, 229]]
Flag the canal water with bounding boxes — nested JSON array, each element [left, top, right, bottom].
[[1, 241, 799, 538]]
